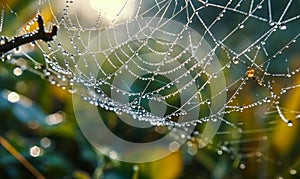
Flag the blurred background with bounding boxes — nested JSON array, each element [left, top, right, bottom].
[[0, 0, 300, 178]]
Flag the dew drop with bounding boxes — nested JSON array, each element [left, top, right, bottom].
[[232, 57, 239, 64], [287, 120, 293, 127], [269, 21, 275, 26], [279, 25, 287, 30]]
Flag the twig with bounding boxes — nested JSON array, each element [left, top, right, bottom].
[[0, 135, 46, 179], [0, 14, 57, 57]]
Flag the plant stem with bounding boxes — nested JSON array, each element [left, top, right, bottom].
[[0, 135, 46, 179]]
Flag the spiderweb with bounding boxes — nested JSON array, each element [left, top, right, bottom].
[[2, 0, 300, 173]]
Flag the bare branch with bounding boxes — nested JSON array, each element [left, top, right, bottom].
[[0, 15, 57, 57]]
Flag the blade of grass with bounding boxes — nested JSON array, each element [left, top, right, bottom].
[[0, 135, 46, 179]]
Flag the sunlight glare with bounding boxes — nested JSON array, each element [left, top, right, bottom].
[[89, 0, 135, 21]]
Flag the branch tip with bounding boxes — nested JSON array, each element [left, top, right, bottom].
[[0, 14, 58, 57]]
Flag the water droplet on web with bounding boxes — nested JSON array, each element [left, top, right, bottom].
[[287, 120, 293, 127], [279, 25, 287, 30], [232, 57, 239, 64], [269, 21, 275, 26], [206, 99, 211, 104]]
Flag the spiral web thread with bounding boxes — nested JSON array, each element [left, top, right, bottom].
[[3, 0, 300, 167]]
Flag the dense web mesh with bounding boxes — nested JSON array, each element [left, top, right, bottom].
[[2, 0, 300, 170]]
